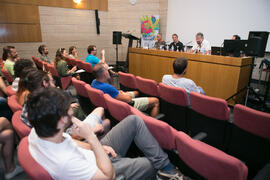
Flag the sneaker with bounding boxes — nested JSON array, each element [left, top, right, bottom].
[[157, 168, 192, 180], [5, 165, 24, 180]]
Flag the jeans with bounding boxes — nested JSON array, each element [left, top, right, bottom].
[[0, 97, 13, 121]]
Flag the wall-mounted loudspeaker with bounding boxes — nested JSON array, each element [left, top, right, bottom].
[[113, 31, 122, 45], [95, 9, 100, 34]]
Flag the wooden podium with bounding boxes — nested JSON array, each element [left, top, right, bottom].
[[129, 48, 253, 105]]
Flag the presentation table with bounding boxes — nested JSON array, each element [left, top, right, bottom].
[[129, 48, 253, 105]]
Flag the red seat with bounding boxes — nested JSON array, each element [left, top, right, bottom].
[[188, 92, 230, 149], [11, 111, 30, 139], [1, 68, 13, 83], [5, 85, 16, 96], [32, 56, 44, 70], [7, 95, 22, 112], [175, 131, 248, 180], [85, 84, 107, 109], [18, 137, 53, 180], [0, 58, 4, 68], [226, 104, 270, 178], [81, 61, 92, 73], [71, 77, 88, 98], [47, 64, 59, 77], [136, 76, 159, 97], [104, 94, 132, 121], [76, 59, 85, 70], [118, 71, 138, 91], [158, 83, 189, 131], [60, 76, 72, 90]]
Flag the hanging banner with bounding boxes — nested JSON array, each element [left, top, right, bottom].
[[140, 15, 159, 49]]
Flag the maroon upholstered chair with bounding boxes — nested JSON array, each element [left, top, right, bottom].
[[158, 83, 189, 132], [226, 104, 270, 178], [118, 71, 138, 91], [1, 68, 13, 84], [5, 85, 16, 96], [71, 77, 88, 98], [81, 61, 92, 73], [47, 64, 61, 88], [7, 95, 22, 112], [60, 76, 72, 90], [188, 92, 230, 149], [11, 111, 31, 139], [175, 131, 248, 180], [85, 84, 107, 109], [104, 94, 132, 121], [32, 57, 44, 70], [18, 137, 53, 180], [135, 76, 159, 97]]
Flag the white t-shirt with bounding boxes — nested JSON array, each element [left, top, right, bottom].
[[162, 75, 201, 94], [28, 128, 97, 180], [191, 39, 211, 53]]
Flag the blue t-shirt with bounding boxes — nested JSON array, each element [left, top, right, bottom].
[[91, 79, 119, 98], [85, 55, 100, 67]]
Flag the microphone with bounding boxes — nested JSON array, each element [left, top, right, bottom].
[[185, 41, 193, 52]]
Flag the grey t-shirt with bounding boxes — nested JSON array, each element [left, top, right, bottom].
[[162, 75, 201, 93]]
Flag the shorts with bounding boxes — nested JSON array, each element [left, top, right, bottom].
[[126, 91, 149, 111]]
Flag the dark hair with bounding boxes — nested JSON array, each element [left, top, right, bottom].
[[233, 35, 241, 40], [196, 32, 204, 38], [93, 63, 105, 79], [17, 67, 37, 98], [87, 45, 96, 54], [26, 70, 50, 93], [2, 46, 15, 60], [54, 48, 66, 66], [173, 57, 188, 75], [69, 46, 76, 55], [38, 45, 47, 55], [14, 59, 34, 78], [27, 87, 72, 138], [172, 34, 178, 38]]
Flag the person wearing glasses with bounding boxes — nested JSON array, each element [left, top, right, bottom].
[[85, 45, 105, 67]]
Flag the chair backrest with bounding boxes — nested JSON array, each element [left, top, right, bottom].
[[1, 68, 13, 83], [43, 62, 50, 72], [11, 111, 31, 139], [18, 137, 53, 180], [136, 76, 159, 97], [234, 104, 270, 140], [32, 57, 44, 69], [82, 61, 92, 73], [5, 85, 16, 96], [158, 83, 189, 131], [175, 131, 248, 180], [8, 95, 22, 112], [133, 109, 177, 150], [76, 59, 85, 70], [47, 64, 59, 77], [85, 84, 107, 108], [60, 76, 72, 90], [65, 56, 80, 67], [118, 71, 137, 90], [104, 94, 132, 121], [71, 77, 88, 97], [0, 58, 4, 68]]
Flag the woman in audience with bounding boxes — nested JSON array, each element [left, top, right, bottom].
[[20, 69, 110, 138], [0, 117, 23, 179], [0, 77, 13, 120], [69, 46, 78, 59], [54, 48, 77, 77]]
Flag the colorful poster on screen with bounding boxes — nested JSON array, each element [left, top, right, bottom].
[[140, 15, 159, 49]]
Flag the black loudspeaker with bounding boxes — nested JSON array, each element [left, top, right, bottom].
[[95, 9, 100, 34], [246, 31, 269, 57], [113, 31, 122, 45]]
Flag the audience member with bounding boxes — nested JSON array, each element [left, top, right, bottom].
[[162, 57, 205, 94], [12, 59, 35, 92], [69, 46, 78, 59], [0, 77, 13, 120], [0, 117, 23, 179], [26, 87, 183, 179], [85, 45, 105, 67], [38, 45, 51, 63], [232, 35, 241, 40], [91, 63, 160, 117], [54, 48, 77, 77], [154, 34, 166, 49], [190, 32, 211, 55], [169, 34, 184, 52], [3, 46, 19, 78]]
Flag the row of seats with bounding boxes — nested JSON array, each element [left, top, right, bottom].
[[118, 72, 270, 178]]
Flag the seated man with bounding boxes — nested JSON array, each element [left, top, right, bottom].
[[169, 34, 184, 52], [91, 63, 160, 117], [38, 45, 51, 63], [85, 45, 105, 67], [162, 57, 205, 94], [154, 33, 166, 50], [27, 88, 184, 180], [189, 32, 211, 55], [3, 46, 19, 78]]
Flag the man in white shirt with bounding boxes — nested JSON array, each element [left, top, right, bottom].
[[162, 57, 205, 94], [26, 88, 184, 180], [190, 32, 211, 55]]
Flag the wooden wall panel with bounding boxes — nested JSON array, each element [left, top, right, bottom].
[[0, 24, 42, 43], [0, 3, 40, 23]]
